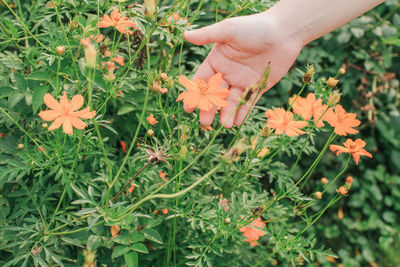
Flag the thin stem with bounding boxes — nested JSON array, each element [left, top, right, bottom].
[[110, 161, 151, 203], [47, 187, 67, 231], [0, 107, 50, 159], [1, 0, 52, 53]]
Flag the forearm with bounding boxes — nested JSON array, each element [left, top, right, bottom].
[[265, 0, 385, 46]]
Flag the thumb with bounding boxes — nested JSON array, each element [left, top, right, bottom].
[[184, 19, 234, 45]]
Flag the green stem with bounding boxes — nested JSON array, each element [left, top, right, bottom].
[[1, 0, 52, 53]]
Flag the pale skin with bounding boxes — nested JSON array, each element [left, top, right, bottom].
[[183, 0, 386, 128]]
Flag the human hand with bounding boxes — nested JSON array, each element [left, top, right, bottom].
[[183, 12, 304, 128]]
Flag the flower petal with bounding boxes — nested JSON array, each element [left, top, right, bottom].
[[208, 73, 223, 90], [60, 93, 69, 106], [179, 75, 198, 91], [43, 93, 62, 111], [48, 116, 65, 131], [39, 110, 63, 121], [62, 118, 73, 135], [69, 116, 87, 130], [70, 95, 84, 111]]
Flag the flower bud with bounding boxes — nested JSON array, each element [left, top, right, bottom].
[[346, 176, 353, 184], [162, 208, 168, 215], [336, 186, 348, 196], [42, 123, 48, 129], [159, 72, 168, 81], [147, 129, 154, 137], [224, 217, 231, 224], [314, 191, 322, 199], [83, 249, 96, 267], [104, 62, 115, 82], [257, 63, 271, 89], [84, 45, 97, 69], [56, 46, 65, 56], [222, 139, 247, 163], [260, 125, 272, 137], [338, 207, 343, 220], [17, 143, 24, 150], [326, 77, 339, 88], [327, 90, 341, 106], [153, 209, 159, 215], [239, 85, 256, 105], [143, 0, 156, 20], [339, 67, 346, 75], [302, 64, 315, 84], [68, 20, 78, 31], [321, 177, 328, 184]]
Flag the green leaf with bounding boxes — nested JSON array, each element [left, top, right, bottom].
[[12, 73, 27, 91], [0, 87, 14, 98], [8, 91, 25, 109], [131, 243, 148, 254], [3, 254, 29, 267], [142, 229, 163, 244], [43, 247, 64, 267], [28, 71, 51, 81], [124, 251, 138, 267], [113, 234, 131, 245], [32, 85, 49, 113], [112, 245, 130, 259], [117, 104, 136, 115], [130, 232, 146, 243], [87, 235, 102, 251]]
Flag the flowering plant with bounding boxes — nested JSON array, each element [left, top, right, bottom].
[[0, 1, 383, 266]]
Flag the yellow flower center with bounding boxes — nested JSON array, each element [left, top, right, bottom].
[[197, 80, 209, 94]]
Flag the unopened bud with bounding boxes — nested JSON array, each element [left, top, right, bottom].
[[321, 177, 328, 184], [346, 176, 353, 184], [42, 123, 48, 129], [257, 63, 271, 89], [162, 208, 168, 215], [326, 77, 339, 88], [143, 0, 156, 20], [339, 66, 346, 75], [314, 191, 322, 199], [84, 45, 97, 69], [17, 143, 24, 149], [147, 129, 154, 137], [260, 125, 272, 137], [159, 72, 168, 81], [327, 90, 341, 106], [83, 249, 96, 266], [240, 85, 256, 105], [222, 139, 247, 163], [302, 64, 315, 84], [68, 20, 78, 31], [56, 46, 65, 56], [179, 145, 188, 159], [104, 62, 115, 82], [224, 217, 231, 224]]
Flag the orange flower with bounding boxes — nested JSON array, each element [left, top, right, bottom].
[[126, 183, 135, 196], [289, 93, 328, 128], [265, 108, 308, 137], [112, 56, 124, 66], [329, 138, 372, 165], [120, 141, 127, 153], [336, 186, 348, 195], [239, 217, 265, 246], [147, 114, 158, 125], [110, 225, 120, 238], [115, 90, 124, 98], [177, 73, 229, 111], [324, 105, 360, 136], [200, 125, 213, 131], [38, 93, 96, 135], [159, 171, 167, 182], [98, 7, 138, 35]]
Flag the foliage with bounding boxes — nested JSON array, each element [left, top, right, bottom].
[[0, 0, 398, 267]]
